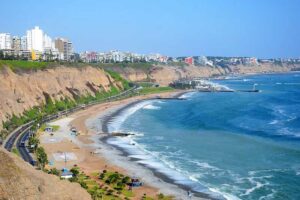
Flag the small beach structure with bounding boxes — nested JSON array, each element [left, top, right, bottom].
[[60, 168, 73, 179], [70, 127, 78, 135], [44, 126, 53, 132], [129, 177, 143, 187]]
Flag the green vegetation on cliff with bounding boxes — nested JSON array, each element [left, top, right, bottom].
[[1, 85, 123, 138], [105, 70, 130, 90], [0, 60, 49, 71], [0, 59, 155, 72], [138, 87, 174, 95]]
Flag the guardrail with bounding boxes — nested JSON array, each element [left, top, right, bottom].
[[3, 85, 139, 165]]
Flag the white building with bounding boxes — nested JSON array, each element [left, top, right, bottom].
[[198, 56, 213, 66], [26, 26, 44, 52], [21, 36, 27, 50], [0, 33, 12, 49], [44, 34, 55, 50]]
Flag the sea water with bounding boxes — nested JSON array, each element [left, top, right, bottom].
[[107, 72, 300, 200]]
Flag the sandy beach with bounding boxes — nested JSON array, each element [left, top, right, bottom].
[[39, 91, 207, 200]]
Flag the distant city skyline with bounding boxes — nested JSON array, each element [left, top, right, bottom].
[[0, 0, 299, 58]]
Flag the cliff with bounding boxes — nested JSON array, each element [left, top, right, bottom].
[[0, 65, 123, 130], [0, 148, 91, 200], [111, 63, 299, 86]]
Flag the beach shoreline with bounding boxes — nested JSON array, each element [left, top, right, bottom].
[[96, 92, 222, 200], [40, 90, 211, 200], [84, 90, 213, 199]]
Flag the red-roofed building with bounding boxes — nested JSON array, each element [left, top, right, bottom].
[[184, 57, 194, 65]]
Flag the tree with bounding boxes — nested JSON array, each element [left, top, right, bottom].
[[28, 136, 39, 151], [36, 147, 48, 169], [70, 167, 80, 177], [0, 51, 4, 59]]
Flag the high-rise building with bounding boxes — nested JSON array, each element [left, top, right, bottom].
[[55, 38, 73, 61], [0, 33, 12, 49], [12, 36, 21, 51], [21, 36, 27, 50], [44, 34, 55, 50], [26, 26, 44, 52]]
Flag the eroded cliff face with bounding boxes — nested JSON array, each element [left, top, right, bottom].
[[149, 65, 229, 86], [0, 66, 123, 128], [114, 63, 299, 86], [106, 66, 149, 82], [0, 148, 91, 200]]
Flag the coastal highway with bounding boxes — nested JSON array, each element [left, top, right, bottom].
[[4, 121, 34, 152], [16, 127, 35, 164], [3, 85, 139, 165]]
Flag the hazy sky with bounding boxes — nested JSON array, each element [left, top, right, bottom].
[[1, 0, 299, 58]]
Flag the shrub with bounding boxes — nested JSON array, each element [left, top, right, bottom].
[[70, 167, 80, 177], [36, 147, 48, 169], [49, 168, 60, 176], [79, 181, 88, 189]]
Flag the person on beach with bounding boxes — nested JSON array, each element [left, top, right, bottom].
[[187, 190, 193, 199]]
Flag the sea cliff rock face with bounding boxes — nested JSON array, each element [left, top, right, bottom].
[[114, 63, 299, 86], [227, 63, 297, 74], [149, 65, 228, 86], [0, 66, 123, 129], [106, 66, 149, 82], [0, 148, 91, 200]]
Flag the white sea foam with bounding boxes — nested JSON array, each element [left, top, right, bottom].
[[106, 136, 227, 199], [143, 104, 161, 110], [258, 190, 276, 200], [190, 160, 220, 171], [278, 127, 300, 138], [269, 120, 279, 125], [243, 79, 251, 82], [241, 180, 267, 196], [270, 105, 297, 128], [179, 91, 196, 99], [108, 100, 155, 132], [209, 188, 241, 200], [209, 81, 233, 91]]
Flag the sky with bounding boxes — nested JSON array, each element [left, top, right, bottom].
[[0, 0, 299, 58]]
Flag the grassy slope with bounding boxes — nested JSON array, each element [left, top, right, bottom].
[[0, 60, 49, 71], [0, 60, 155, 71], [138, 87, 174, 95]]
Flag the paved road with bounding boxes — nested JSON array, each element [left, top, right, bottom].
[[4, 122, 34, 151], [16, 127, 34, 164]]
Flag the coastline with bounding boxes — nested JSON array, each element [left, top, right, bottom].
[[84, 91, 211, 199], [40, 90, 208, 200], [97, 93, 221, 200]]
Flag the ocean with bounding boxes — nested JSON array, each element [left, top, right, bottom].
[[107, 72, 300, 200]]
